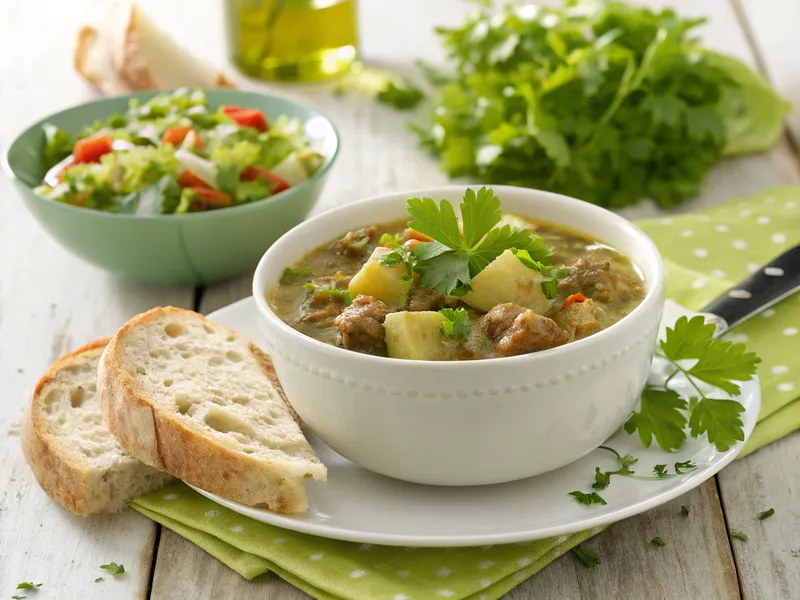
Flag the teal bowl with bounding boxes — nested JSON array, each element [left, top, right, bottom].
[[2, 89, 339, 285]]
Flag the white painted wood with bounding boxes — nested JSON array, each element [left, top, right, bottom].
[[0, 1, 194, 596], [734, 0, 800, 148]]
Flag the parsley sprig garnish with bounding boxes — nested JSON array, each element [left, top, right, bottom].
[[405, 187, 553, 296], [758, 508, 775, 520], [303, 283, 353, 306], [569, 490, 607, 506], [729, 529, 748, 542], [280, 267, 313, 284], [624, 316, 759, 452]]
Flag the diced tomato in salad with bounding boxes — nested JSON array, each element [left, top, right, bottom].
[[241, 165, 291, 194], [162, 126, 203, 148], [222, 105, 269, 133], [188, 186, 232, 208], [177, 170, 212, 189], [73, 133, 114, 164]]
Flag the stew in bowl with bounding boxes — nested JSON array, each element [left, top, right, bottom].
[[268, 187, 645, 361]]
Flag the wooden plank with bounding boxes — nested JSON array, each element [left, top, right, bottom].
[[0, 0, 194, 596], [733, 0, 800, 148], [717, 434, 800, 600]]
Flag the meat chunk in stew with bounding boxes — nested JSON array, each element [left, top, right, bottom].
[[332, 226, 378, 258], [553, 298, 607, 341], [406, 287, 447, 312], [482, 303, 569, 357], [334, 295, 391, 355], [557, 259, 642, 303]]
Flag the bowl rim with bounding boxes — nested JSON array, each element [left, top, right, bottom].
[[0, 88, 340, 221], [252, 184, 665, 369]]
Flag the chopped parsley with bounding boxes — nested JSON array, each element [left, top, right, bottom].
[[303, 283, 353, 306], [15, 583, 41, 591], [569, 491, 607, 506], [280, 267, 313, 284], [95, 577, 104, 583], [514, 249, 571, 299], [379, 233, 404, 248], [674, 460, 697, 475], [729, 529, 748, 542], [572, 547, 599, 569], [651, 537, 666, 547], [440, 308, 470, 341], [625, 316, 759, 452], [99, 562, 125, 576], [757, 508, 775, 520], [653, 464, 669, 478]]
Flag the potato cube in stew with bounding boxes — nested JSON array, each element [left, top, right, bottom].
[[462, 250, 551, 314], [385, 311, 454, 361], [348, 247, 407, 307]]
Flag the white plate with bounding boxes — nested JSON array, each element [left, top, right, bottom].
[[192, 297, 760, 547]]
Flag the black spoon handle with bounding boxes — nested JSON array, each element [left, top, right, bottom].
[[700, 245, 800, 334]]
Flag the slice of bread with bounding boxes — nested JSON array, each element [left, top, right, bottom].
[[97, 307, 327, 513], [21, 339, 172, 516]]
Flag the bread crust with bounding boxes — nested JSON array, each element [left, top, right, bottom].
[[22, 340, 110, 516], [98, 307, 323, 513]]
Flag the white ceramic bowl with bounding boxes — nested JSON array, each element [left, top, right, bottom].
[[252, 186, 665, 486]]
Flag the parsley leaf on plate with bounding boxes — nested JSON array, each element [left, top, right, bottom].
[[440, 308, 470, 341], [624, 388, 687, 452], [572, 547, 599, 568], [674, 460, 697, 474], [689, 398, 746, 452], [758, 508, 775, 520], [651, 536, 666, 547], [626, 316, 759, 453], [11, 596, 26, 599], [15, 583, 41, 590], [95, 577, 104, 583], [570, 491, 607, 506], [592, 467, 612, 490], [653, 464, 669, 478], [100, 562, 125, 576]]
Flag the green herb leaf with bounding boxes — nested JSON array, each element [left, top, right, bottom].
[[592, 467, 612, 490], [406, 197, 462, 250], [729, 529, 748, 542], [572, 547, 599, 569], [42, 123, 73, 169], [569, 491, 607, 506], [280, 267, 314, 284], [688, 397, 746, 451], [624, 388, 688, 452], [99, 562, 125, 576], [460, 187, 501, 247], [303, 283, 353, 306], [674, 460, 697, 474], [757, 508, 775, 520], [681, 505, 690, 517], [11, 596, 26, 599], [95, 578, 104, 583], [15, 583, 41, 590], [651, 536, 666, 547], [377, 81, 424, 110], [440, 308, 470, 341], [379, 233, 404, 248], [653, 464, 669, 478]]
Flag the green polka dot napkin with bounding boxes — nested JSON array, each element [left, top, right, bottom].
[[131, 186, 800, 599]]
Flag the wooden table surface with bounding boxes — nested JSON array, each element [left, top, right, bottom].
[[2, 1, 799, 598]]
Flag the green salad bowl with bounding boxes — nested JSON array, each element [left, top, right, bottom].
[[2, 89, 339, 285]]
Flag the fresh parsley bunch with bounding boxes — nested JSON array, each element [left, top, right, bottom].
[[625, 316, 760, 452], [412, 1, 787, 208]]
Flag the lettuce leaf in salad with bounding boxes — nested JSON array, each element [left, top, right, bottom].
[[210, 140, 262, 195], [99, 145, 179, 195], [42, 124, 73, 169], [112, 174, 182, 215]]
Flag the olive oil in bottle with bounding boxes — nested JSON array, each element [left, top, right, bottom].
[[224, 0, 358, 82]]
